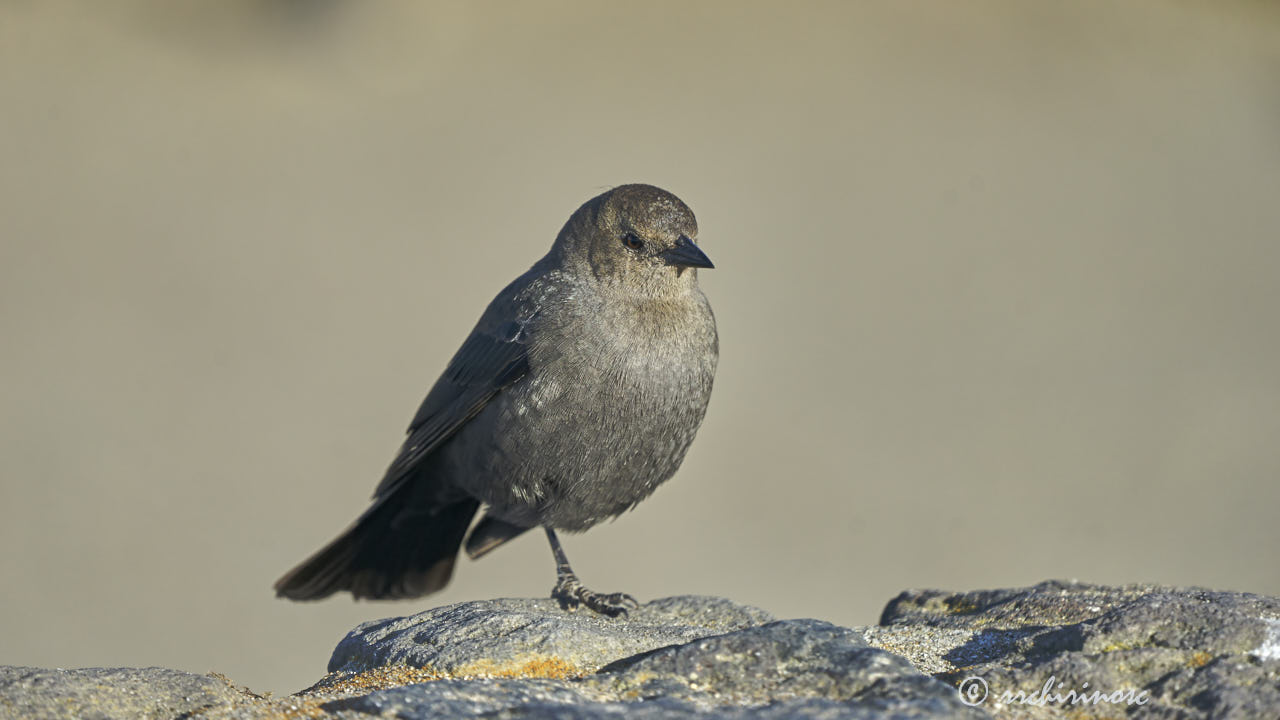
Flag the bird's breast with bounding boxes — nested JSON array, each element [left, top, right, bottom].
[[463, 293, 717, 530]]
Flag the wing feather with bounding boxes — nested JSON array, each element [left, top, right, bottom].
[[372, 317, 532, 499]]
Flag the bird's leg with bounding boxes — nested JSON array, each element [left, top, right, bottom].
[[545, 527, 639, 617]]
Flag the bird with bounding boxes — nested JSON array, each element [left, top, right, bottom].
[[274, 184, 717, 616]]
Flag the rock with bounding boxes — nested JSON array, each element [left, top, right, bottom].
[[5, 584, 1277, 719], [583, 619, 946, 706], [318, 596, 983, 719], [867, 580, 1280, 718], [327, 595, 775, 676], [0, 666, 248, 719]]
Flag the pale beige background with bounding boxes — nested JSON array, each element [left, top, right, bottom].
[[2, 0, 1278, 696]]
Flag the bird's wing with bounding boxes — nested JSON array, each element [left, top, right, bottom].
[[372, 313, 534, 500]]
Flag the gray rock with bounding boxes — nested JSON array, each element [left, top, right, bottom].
[[8, 585, 1277, 719], [327, 595, 775, 676], [320, 614, 984, 720], [322, 677, 594, 718], [868, 580, 1280, 719], [0, 666, 247, 720], [327, 682, 974, 720], [587, 620, 930, 703]]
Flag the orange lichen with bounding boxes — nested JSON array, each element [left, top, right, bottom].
[[449, 656, 583, 680], [300, 655, 584, 699], [264, 700, 330, 720], [302, 665, 449, 696]]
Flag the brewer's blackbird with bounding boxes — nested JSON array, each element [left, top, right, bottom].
[[274, 184, 717, 616]]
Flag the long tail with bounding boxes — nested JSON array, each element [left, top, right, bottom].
[[274, 487, 479, 601]]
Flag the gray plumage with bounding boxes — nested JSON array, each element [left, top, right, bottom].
[[275, 184, 717, 615]]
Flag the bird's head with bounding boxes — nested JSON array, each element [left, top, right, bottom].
[[554, 184, 713, 298]]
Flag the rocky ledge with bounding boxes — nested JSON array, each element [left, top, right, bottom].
[[2, 582, 1278, 719]]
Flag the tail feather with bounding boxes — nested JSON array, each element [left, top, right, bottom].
[[464, 512, 532, 559], [274, 492, 479, 601]]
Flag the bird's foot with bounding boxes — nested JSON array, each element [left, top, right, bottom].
[[551, 575, 639, 618]]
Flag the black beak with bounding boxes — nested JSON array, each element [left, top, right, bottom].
[[660, 236, 714, 269]]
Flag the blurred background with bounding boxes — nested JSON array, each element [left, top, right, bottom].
[[3, 0, 1279, 696]]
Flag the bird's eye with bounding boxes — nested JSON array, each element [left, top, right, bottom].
[[621, 232, 645, 251]]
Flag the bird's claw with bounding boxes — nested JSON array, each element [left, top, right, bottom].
[[551, 577, 639, 617]]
